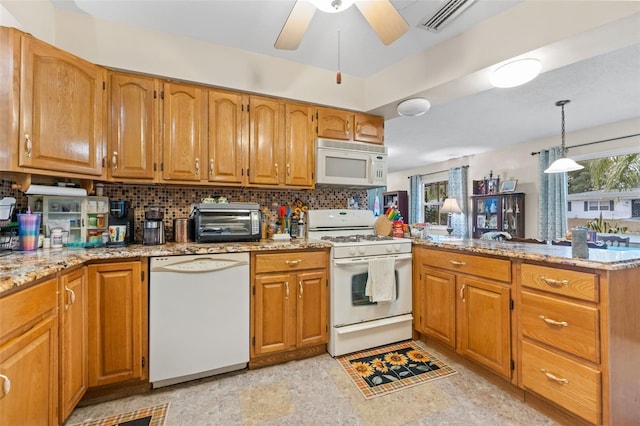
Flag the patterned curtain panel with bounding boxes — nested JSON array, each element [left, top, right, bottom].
[[539, 147, 568, 241], [448, 166, 469, 238], [408, 175, 422, 224]]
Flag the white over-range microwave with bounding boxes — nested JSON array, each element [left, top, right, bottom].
[[315, 138, 387, 188]]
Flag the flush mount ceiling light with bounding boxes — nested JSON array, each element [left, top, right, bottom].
[[544, 100, 585, 174], [310, 0, 355, 13], [397, 98, 431, 117], [490, 58, 541, 88]]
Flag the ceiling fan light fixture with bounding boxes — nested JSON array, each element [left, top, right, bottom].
[[310, 0, 354, 14], [397, 97, 431, 117], [490, 58, 541, 88]]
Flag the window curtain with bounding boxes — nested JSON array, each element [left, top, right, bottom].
[[448, 166, 469, 238], [408, 175, 422, 224], [539, 147, 568, 241]]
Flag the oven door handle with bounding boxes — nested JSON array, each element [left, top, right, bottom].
[[335, 314, 414, 334], [333, 253, 412, 266]]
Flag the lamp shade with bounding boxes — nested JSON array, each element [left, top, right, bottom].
[[441, 198, 462, 214], [544, 157, 584, 173]]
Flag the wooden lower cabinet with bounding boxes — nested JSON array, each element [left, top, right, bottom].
[[87, 260, 148, 389], [0, 277, 58, 426], [59, 266, 89, 423], [413, 247, 512, 379], [251, 250, 328, 367]]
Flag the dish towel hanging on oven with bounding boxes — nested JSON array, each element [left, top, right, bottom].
[[365, 257, 396, 303]]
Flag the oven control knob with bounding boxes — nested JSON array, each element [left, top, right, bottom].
[[394, 245, 401, 252], [386, 246, 392, 253], [358, 247, 366, 255], [348, 247, 357, 256]]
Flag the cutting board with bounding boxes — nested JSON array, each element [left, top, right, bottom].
[[375, 216, 393, 236]]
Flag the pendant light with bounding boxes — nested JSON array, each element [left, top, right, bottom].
[[544, 100, 584, 174]]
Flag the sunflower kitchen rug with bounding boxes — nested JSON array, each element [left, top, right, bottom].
[[68, 403, 169, 426], [336, 341, 457, 399]]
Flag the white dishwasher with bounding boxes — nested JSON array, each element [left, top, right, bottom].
[[149, 253, 249, 388]]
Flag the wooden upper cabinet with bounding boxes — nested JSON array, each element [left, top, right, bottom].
[[316, 107, 352, 140], [354, 113, 384, 144], [248, 96, 283, 185], [162, 82, 205, 181], [19, 33, 105, 176], [109, 73, 158, 181], [207, 90, 246, 185], [284, 102, 314, 187]]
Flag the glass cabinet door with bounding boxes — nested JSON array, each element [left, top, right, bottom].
[[44, 196, 83, 243]]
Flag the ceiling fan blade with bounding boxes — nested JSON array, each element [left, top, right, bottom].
[[355, 0, 409, 45], [275, 1, 317, 50]]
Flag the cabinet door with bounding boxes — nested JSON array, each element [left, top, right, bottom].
[[59, 267, 88, 423], [316, 107, 352, 140], [253, 273, 293, 355], [354, 113, 384, 144], [207, 90, 246, 184], [419, 266, 456, 348], [19, 34, 105, 176], [109, 73, 158, 180], [296, 270, 328, 347], [248, 96, 282, 185], [0, 316, 58, 426], [284, 102, 314, 187], [88, 261, 145, 387], [457, 276, 511, 378], [162, 82, 205, 181]]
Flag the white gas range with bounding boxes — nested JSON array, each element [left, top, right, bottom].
[[307, 209, 413, 357]]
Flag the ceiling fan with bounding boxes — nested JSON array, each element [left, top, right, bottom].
[[275, 0, 409, 50]]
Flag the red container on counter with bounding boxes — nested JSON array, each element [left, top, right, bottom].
[[393, 220, 404, 238]]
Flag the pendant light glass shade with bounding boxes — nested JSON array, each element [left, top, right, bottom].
[[544, 99, 585, 174]]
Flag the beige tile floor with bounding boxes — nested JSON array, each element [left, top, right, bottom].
[[66, 342, 557, 426]]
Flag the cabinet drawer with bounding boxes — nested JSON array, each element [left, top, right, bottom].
[[521, 264, 597, 302], [522, 341, 600, 425], [521, 291, 599, 363], [0, 277, 58, 344], [254, 251, 327, 274], [419, 248, 510, 282]]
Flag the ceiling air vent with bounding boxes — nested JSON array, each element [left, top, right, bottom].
[[418, 0, 477, 33]]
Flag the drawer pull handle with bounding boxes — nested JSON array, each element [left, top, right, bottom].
[[285, 260, 302, 266], [298, 280, 303, 298], [540, 368, 569, 384], [195, 157, 200, 175], [209, 159, 214, 176], [0, 374, 10, 397], [538, 315, 568, 327], [285, 281, 289, 299], [540, 276, 569, 287], [25, 134, 32, 158], [449, 260, 466, 267], [112, 151, 118, 169], [459, 283, 466, 302]]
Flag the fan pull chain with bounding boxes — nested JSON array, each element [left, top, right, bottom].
[[336, 28, 341, 84]]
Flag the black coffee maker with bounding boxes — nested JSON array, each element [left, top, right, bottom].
[[108, 200, 135, 246]]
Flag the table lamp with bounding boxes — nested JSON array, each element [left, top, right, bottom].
[[441, 198, 462, 235]]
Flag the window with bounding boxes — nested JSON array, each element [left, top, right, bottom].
[[423, 180, 448, 225], [585, 200, 613, 211]]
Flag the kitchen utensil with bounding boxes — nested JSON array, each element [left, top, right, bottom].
[[375, 216, 392, 236]]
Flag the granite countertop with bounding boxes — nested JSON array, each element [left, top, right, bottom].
[[0, 239, 332, 296], [2, 236, 639, 297], [413, 236, 640, 270]]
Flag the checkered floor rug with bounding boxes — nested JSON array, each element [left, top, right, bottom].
[[68, 403, 168, 426], [336, 341, 457, 399]]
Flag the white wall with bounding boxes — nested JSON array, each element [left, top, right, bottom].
[[387, 117, 640, 238]]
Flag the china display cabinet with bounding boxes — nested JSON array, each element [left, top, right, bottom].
[[28, 196, 110, 244], [471, 193, 525, 239], [383, 191, 408, 220]]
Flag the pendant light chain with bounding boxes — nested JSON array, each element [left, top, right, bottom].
[[556, 99, 570, 156], [336, 28, 342, 84]]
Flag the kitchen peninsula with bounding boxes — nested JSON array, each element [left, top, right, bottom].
[[1, 239, 639, 426]]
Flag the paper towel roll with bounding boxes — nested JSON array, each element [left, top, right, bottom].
[[24, 184, 88, 196]]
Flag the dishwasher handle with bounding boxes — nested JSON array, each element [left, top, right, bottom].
[[151, 257, 249, 273]]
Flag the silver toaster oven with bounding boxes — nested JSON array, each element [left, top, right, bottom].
[[191, 203, 261, 243]]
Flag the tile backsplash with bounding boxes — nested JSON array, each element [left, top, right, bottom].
[[1, 179, 368, 242]]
